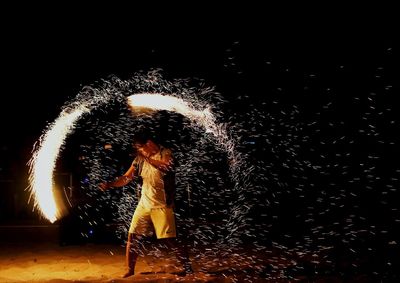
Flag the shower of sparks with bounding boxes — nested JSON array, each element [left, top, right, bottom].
[[128, 93, 240, 167], [28, 89, 246, 231], [28, 106, 90, 222], [26, 58, 399, 280], [27, 87, 116, 223], [127, 93, 250, 243]]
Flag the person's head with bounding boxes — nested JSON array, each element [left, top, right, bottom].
[[132, 135, 149, 148], [132, 131, 159, 154]]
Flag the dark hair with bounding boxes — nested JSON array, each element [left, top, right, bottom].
[[132, 129, 153, 146]]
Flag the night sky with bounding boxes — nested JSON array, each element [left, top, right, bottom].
[[1, 12, 394, 165], [0, 5, 398, 280], [1, 6, 395, 135], [1, 6, 395, 142]]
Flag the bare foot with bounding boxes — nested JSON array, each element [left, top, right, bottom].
[[122, 269, 135, 278]]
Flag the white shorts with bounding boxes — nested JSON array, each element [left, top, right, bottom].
[[129, 204, 176, 239]]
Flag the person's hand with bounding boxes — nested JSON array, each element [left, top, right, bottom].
[[137, 147, 150, 159], [99, 182, 109, 192]]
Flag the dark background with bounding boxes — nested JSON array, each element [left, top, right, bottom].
[[0, 5, 396, 220], [0, 6, 396, 213], [0, 4, 398, 279]]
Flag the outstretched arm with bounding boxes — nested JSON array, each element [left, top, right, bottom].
[[99, 164, 136, 191]]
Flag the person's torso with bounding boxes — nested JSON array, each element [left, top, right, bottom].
[[135, 147, 175, 209]]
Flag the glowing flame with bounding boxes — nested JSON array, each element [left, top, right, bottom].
[[128, 93, 205, 118], [28, 106, 89, 223], [128, 93, 218, 134], [128, 93, 238, 162], [30, 93, 237, 223]]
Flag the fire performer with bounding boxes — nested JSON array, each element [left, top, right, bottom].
[[99, 132, 193, 278]]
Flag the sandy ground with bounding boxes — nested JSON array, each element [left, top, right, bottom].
[[0, 240, 380, 283], [0, 241, 285, 283]]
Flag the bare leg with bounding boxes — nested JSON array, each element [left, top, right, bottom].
[[163, 238, 193, 275], [122, 233, 140, 278]]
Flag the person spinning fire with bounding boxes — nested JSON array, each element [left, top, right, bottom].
[[99, 132, 192, 277]]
